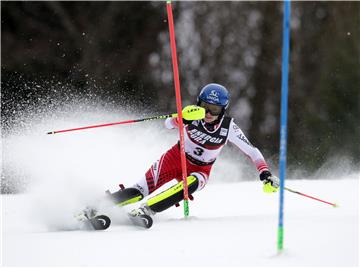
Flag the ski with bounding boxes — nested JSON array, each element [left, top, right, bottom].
[[85, 214, 112, 230]]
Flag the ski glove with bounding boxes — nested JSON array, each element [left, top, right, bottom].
[[259, 171, 280, 193], [172, 105, 206, 124]]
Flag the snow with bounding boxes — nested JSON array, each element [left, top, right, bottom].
[[2, 177, 358, 267], [1, 108, 359, 267]]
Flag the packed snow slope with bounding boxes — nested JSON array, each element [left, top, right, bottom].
[[1, 106, 359, 267], [2, 178, 359, 267]]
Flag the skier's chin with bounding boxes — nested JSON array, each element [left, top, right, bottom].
[[204, 115, 218, 123]]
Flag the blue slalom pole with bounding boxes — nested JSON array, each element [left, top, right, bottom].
[[278, 0, 291, 252]]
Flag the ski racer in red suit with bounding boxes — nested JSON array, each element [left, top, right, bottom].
[[109, 83, 279, 216]]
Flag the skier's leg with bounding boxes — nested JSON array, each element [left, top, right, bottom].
[[136, 156, 212, 214], [109, 144, 181, 207]]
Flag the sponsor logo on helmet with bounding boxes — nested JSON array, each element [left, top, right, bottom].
[[207, 90, 220, 102]]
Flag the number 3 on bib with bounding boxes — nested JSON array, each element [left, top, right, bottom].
[[193, 147, 204, 156]]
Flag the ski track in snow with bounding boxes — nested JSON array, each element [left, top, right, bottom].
[[1, 108, 359, 267]]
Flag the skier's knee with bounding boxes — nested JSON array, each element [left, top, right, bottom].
[[190, 172, 208, 191], [108, 187, 144, 206]]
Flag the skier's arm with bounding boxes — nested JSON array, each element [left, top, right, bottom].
[[228, 121, 279, 193], [228, 120, 269, 173], [165, 117, 179, 129]]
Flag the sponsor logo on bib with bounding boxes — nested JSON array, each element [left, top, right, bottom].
[[220, 128, 228, 136], [188, 129, 223, 145]]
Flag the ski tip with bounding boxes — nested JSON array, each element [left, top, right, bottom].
[[332, 203, 339, 208], [142, 215, 153, 229], [47, 131, 55, 135], [128, 214, 153, 229], [88, 215, 111, 230]]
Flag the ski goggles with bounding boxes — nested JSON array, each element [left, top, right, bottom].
[[199, 101, 223, 116]]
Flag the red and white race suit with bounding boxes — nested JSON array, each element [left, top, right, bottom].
[[132, 117, 269, 196]]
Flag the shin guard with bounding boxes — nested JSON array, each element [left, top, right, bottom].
[[108, 188, 144, 206], [146, 175, 198, 213]]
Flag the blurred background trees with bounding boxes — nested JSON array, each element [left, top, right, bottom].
[[2, 1, 359, 172]]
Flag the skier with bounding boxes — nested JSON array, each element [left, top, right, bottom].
[[109, 83, 279, 217]]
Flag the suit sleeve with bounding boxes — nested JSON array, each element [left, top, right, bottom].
[[228, 120, 269, 174], [164, 117, 179, 129]]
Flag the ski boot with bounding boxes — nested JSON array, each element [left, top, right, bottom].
[[128, 204, 154, 229], [75, 207, 111, 231]]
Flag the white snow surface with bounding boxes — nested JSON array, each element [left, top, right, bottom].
[[2, 178, 359, 267], [1, 108, 359, 267]]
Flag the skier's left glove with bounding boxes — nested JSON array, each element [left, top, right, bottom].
[[172, 105, 206, 124], [259, 171, 279, 193]]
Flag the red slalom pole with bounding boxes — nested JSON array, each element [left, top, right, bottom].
[[166, 0, 190, 217], [285, 187, 338, 207], [46, 114, 174, 135]]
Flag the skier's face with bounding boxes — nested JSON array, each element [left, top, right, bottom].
[[199, 101, 222, 123], [204, 111, 219, 123]]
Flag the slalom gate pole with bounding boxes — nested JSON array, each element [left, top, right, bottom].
[[278, 0, 291, 253], [166, 0, 190, 217], [46, 113, 175, 135], [285, 187, 338, 207]]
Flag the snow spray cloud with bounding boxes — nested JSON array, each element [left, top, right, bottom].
[[1, 79, 176, 230], [2, 88, 172, 192]]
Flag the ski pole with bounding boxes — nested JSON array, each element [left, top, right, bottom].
[[284, 187, 338, 207], [46, 113, 175, 135]]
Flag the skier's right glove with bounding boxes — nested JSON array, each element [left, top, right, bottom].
[[259, 171, 279, 193], [172, 105, 205, 124]]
